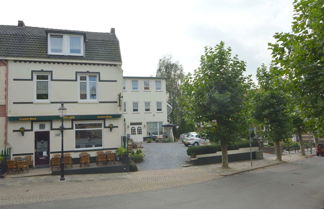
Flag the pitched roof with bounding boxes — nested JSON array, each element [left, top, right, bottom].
[[0, 24, 122, 63]]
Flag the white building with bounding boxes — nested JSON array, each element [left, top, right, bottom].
[[123, 77, 168, 142], [0, 21, 124, 167]]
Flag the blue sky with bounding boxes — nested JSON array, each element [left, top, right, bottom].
[[1, 0, 294, 79]]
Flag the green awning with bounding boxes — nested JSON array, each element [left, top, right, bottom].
[[8, 114, 122, 121]]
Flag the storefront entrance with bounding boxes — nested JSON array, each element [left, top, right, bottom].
[[35, 131, 50, 167]]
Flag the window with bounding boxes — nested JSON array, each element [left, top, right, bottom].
[[123, 80, 126, 90], [144, 80, 150, 90], [133, 102, 138, 112], [147, 122, 163, 136], [49, 35, 63, 53], [155, 80, 161, 91], [156, 101, 162, 112], [132, 80, 138, 90], [48, 34, 84, 56], [145, 102, 150, 112], [79, 75, 97, 100], [75, 122, 102, 148], [35, 74, 49, 100], [69, 36, 82, 54], [123, 102, 126, 112], [137, 127, 142, 135], [131, 127, 136, 135]]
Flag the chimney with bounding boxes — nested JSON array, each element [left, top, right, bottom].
[[18, 20, 25, 27], [110, 28, 115, 34]]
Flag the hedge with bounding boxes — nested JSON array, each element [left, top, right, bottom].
[[187, 141, 259, 157]]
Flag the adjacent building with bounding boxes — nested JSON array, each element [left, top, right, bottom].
[[122, 77, 168, 142], [0, 21, 124, 167]]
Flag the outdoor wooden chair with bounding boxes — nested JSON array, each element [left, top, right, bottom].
[[16, 160, 29, 173], [24, 155, 33, 168], [50, 155, 61, 171], [64, 153, 73, 168], [106, 151, 116, 164], [7, 160, 17, 174], [96, 151, 106, 165], [79, 152, 90, 167]]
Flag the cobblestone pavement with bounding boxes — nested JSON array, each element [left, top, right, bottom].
[[0, 152, 314, 207], [137, 142, 189, 171]]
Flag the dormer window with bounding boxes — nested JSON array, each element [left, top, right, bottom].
[[48, 34, 84, 56]]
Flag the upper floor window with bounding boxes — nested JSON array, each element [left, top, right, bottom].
[[156, 101, 162, 112], [132, 80, 138, 91], [123, 80, 126, 90], [133, 102, 139, 112], [35, 74, 50, 101], [48, 34, 84, 56], [123, 102, 127, 112], [155, 80, 161, 91], [144, 80, 150, 90], [79, 75, 97, 101], [145, 101, 150, 112]]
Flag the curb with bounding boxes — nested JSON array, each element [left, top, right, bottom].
[[221, 161, 284, 177]]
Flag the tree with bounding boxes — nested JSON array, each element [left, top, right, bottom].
[[269, 0, 324, 133], [181, 42, 250, 168], [156, 56, 189, 136], [253, 65, 291, 161]]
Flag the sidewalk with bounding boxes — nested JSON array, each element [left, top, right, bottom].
[[0, 152, 314, 206]]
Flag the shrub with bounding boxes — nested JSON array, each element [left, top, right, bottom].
[[147, 138, 153, 143], [187, 144, 220, 156], [116, 147, 127, 157], [129, 160, 138, 172], [130, 150, 144, 163]]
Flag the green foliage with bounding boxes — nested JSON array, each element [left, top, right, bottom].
[[254, 66, 292, 143], [187, 144, 220, 156], [156, 56, 191, 137], [146, 138, 153, 143], [283, 138, 300, 151], [269, 0, 324, 132], [116, 147, 127, 157], [181, 42, 251, 146], [129, 150, 144, 163]]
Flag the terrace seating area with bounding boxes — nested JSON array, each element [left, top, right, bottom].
[[6, 156, 33, 173]]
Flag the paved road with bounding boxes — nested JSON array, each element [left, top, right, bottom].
[[137, 142, 189, 170], [2, 157, 323, 209]]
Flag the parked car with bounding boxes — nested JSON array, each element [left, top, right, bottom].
[[316, 143, 324, 156], [183, 132, 209, 146]]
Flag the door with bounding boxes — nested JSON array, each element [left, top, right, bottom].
[[35, 131, 50, 167]]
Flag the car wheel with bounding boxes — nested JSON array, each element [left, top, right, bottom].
[[193, 142, 199, 146]]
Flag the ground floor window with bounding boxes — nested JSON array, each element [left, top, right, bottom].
[[75, 122, 102, 148], [147, 122, 163, 136]]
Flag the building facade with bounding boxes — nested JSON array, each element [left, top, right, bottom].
[[123, 77, 168, 142], [0, 21, 124, 167]]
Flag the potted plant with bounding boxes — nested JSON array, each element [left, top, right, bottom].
[[116, 147, 128, 162]]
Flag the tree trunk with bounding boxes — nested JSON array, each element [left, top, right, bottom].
[[298, 132, 306, 156], [274, 141, 282, 161], [221, 141, 229, 168]]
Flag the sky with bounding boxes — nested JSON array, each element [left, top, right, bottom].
[[1, 0, 294, 79]]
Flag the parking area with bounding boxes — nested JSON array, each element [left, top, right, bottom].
[[137, 142, 189, 171]]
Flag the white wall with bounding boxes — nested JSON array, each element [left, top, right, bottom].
[[123, 78, 168, 142]]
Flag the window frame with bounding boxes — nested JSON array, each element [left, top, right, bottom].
[[155, 80, 162, 91], [132, 80, 139, 91], [75, 121, 103, 149], [156, 101, 162, 112], [145, 101, 151, 112], [132, 102, 139, 112], [48, 33, 84, 56], [78, 74, 98, 102], [144, 80, 150, 91], [34, 73, 50, 103]]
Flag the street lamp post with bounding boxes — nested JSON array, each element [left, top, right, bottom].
[[58, 103, 67, 181]]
